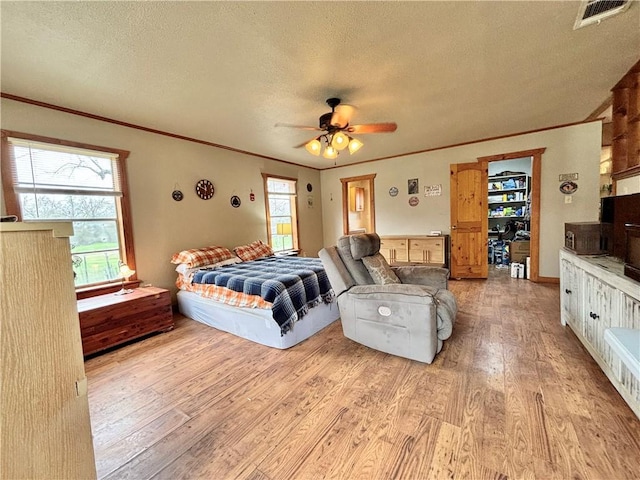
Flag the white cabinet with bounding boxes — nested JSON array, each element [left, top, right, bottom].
[[559, 249, 640, 419], [613, 294, 640, 401], [583, 273, 616, 361], [560, 258, 581, 332]]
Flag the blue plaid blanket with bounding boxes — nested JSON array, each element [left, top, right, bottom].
[[192, 256, 334, 335]]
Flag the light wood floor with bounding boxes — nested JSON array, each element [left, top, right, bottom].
[[85, 269, 640, 480]]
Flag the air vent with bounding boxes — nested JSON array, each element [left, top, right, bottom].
[[574, 0, 631, 29]]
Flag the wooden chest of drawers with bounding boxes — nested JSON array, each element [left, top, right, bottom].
[[380, 235, 449, 268], [77, 286, 173, 356]]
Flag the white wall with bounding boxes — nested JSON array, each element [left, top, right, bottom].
[[321, 121, 603, 278], [1, 99, 325, 296]]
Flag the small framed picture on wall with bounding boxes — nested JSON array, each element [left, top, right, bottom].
[[408, 178, 419, 195]]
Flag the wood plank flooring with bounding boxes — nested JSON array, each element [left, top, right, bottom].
[[85, 269, 640, 479]]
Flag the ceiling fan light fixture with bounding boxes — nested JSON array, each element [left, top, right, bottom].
[[331, 131, 349, 150], [348, 137, 363, 154], [305, 138, 322, 156], [323, 145, 338, 159]]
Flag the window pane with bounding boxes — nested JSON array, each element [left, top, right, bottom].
[[70, 220, 120, 252], [20, 193, 117, 220], [269, 196, 291, 216], [70, 220, 121, 285], [267, 179, 294, 194], [71, 249, 121, 287], [13, 145, 117, 192]]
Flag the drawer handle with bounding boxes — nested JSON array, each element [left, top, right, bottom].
[[589, 312, 600, 320], [565, 289, 572, 294]]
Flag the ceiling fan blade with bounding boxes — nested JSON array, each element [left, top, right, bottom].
[[330, 104, 355, 128], [275, 122, 322, 131], [347, 122, 397, 134]]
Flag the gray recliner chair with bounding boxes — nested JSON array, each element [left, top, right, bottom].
[[319, 233, 457, 364]]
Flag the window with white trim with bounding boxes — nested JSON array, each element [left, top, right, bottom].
[[262, 174, 299, 253], [2, 132, 135, 289]]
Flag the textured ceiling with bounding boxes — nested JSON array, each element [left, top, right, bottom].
[[1, 1, 639, 169]]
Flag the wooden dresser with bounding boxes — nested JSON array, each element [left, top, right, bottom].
[[1, 222, 96, 479], [78, 286, 173, 356], [379, 235, 449, 268]]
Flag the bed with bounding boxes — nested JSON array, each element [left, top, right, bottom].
[[173, 241, 340, 349]]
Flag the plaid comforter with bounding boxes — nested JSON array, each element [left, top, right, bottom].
[[192, 256, 334, 334]]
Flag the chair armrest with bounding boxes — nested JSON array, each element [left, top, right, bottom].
[[348, 283, 439, 302], [392, 266, 449, 289]]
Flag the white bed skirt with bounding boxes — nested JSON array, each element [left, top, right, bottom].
[[176, 290, 340, 349]]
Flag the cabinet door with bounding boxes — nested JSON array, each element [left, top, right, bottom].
[[615, 293, 640, 402], [560, 258, 581, 331], [409, 238, 444, 265], [379, 238, 408, 263], [583, 273, 616, 360]]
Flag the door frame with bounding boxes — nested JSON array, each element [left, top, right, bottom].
[[477, 147, 545, 282], [340, 174, 376, 235]]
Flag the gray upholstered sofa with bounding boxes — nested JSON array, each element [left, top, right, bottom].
[[319, 233, 457, 364]]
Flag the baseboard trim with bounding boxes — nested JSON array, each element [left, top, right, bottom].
[[537, 276, 560, 284]]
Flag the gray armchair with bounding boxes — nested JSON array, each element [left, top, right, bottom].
[[319, 233, 457, 364]]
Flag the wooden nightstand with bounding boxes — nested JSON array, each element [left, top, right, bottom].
[[77, 286, 173, 356]]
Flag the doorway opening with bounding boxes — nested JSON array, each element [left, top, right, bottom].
[[479, 147, 544, 282], [340, 174, 376, 235], [487, 157, 533, 279]]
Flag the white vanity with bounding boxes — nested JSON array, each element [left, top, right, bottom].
[[559, 248, 640, 419]]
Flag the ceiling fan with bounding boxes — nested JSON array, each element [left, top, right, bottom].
[[277, 98, 397, 159]]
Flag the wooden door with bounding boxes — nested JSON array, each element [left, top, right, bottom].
[[450, 162, 488, 278]]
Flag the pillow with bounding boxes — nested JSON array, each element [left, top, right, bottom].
[[174, 256, 242, 276], [234, 240, 274, 262], [361, 253, 401, 285], [171, 245, 236, 268]]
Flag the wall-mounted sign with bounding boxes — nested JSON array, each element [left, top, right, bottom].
[[559, 173, 579, 182], [424, 184, 442, 197], [559, 181, 578, 195]]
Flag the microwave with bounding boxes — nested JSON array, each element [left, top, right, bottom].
[[624, 223, 640, 282], [564, 222, 603, 255]]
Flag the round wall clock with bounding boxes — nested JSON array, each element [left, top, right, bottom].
[[195, 179, 214, 200]]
